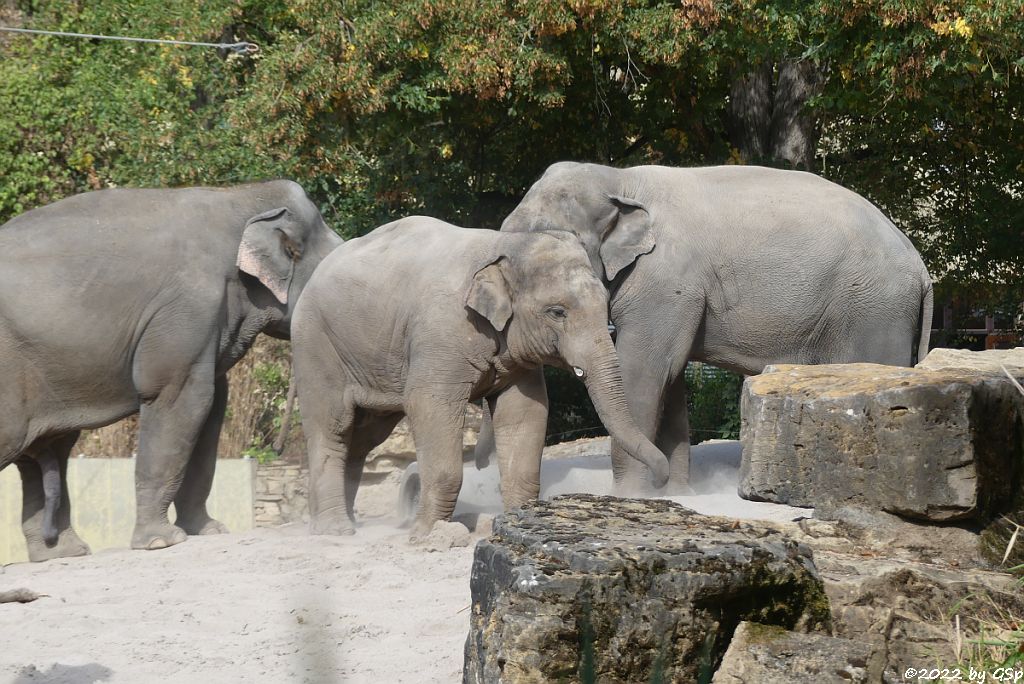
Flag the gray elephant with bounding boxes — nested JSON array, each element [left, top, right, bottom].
[[487, 162, 933, 494], [0, 180, 342, 560], [290, 216, 669, 539]]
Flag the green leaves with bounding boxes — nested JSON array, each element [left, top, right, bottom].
[[1, 0, 1020, 303]]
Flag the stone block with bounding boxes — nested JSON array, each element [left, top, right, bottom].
[[463, 495, 830, 684], [918, 346, 1024, 374], [712, 621, 876, 683], [740, 361, 1024, 521]]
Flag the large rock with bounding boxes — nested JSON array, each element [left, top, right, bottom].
[[712, 621, 876, 683], [740, 359, 1024, 521], [463, 495, 830, 683], [728, 513, 1021, 679], [819, 557, 1012, 681], [918, 346, 1024, 374]]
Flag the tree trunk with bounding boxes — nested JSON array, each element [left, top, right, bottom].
[[727, 59, 823, 170], [272, 374, 297, 455], [769, 60, 823, 170], [727, 63, 773, 162]]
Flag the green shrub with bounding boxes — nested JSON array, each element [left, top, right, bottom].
[[544, 367, 604, 445], [949, 574, 1024, 676], [543, 363, 744, 446], [686, 364, 744, 444]]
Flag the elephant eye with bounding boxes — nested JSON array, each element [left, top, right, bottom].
[[545, 305, 568, 320]]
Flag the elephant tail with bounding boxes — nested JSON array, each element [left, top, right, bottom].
[[916, 273, 934, 365]]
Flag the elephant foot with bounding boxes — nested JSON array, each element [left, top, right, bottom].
[[613, 476, 659, 499], [177, 515, 230, 536], [131, 522, 187, 550], [661, 470, 695, 496], [661, 481, 696, 497], [27, 527, 91, 563], [309, 510, 356, 536], [407, 518, 440, 544]]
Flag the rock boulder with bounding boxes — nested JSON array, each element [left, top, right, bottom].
[[917, 346, 1024, 374], [739, 359, 1024, 521], [463, 495, 830, 683]]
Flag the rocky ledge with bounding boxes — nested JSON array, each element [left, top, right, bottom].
[[463, 495, 1022, 682], [463, 495, 830, 683], [712, 620, 875, 683]]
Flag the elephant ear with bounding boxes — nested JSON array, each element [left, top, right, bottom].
[[600, 195, 656, 281], [466, 257, 513, 332], [237, 207, 302, 304]]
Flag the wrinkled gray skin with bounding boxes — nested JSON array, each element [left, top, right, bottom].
[[291, 217, 669, 540], [0, 180, 342, 560], [487, 162, 934, 494]]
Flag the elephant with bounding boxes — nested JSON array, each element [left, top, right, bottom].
[[483, 161, 934, 495], [0, 180, 343, 560], [290, 216, 670, 539]]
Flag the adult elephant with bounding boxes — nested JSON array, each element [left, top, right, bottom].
[[491, 162, 933, 495], [0, 180, 342, 560], [291, 217, 669, 539]]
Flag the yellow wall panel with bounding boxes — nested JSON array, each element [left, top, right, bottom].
[[0, 458, 255, 565]]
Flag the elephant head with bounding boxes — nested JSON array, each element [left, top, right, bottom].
[[500, 162, 656, 282], [466, 231, 669, 487], [236, 181, 343, 337]]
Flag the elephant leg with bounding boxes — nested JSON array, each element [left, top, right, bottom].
[[343, 410, 403, 524], [609, 350, 668, 495], [610, 320, 696, 496], [18, 433, 90, 562], [306, 401, 356, 536], [657, 369, 695, 495], [405, 385, 471, 541], [174, 375, 229, 536], [490, 369, 548, 510], [132, 365, 216, 550], [39, 448, 61, 545]]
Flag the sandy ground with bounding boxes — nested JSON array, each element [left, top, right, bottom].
[[1, 524, 476, 684], [1, 441, 811, 684]]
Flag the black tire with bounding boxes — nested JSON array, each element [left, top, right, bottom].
[[397, 464, 421, 528]]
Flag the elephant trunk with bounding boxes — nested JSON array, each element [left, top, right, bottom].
[[571, 336, 669, 489]]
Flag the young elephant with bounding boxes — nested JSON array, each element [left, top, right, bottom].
[[291, 217, 669, 538], [0, 180, 342, 560]]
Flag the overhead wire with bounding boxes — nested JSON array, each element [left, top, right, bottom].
[[0, 26, 258, 54]]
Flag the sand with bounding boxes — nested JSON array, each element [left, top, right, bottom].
[[1, 441, 811, 683], [1, 524, 476, 684]]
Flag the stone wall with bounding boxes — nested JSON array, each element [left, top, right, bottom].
[[254, 462, 309, 527]]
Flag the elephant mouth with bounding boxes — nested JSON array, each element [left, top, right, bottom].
[[572, 366, 586, 379]]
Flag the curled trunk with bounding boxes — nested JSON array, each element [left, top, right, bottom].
[[578, 338, 669, 488]]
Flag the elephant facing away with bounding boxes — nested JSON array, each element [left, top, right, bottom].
[[291, 216, 669, 539], [492, 162, 933, 495], [0, 180, 342, 560]]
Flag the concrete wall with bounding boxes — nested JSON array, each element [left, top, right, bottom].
[[0, 458, 255, 565]]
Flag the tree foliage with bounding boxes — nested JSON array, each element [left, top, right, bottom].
[[2, 0, 1021, 280], [3, 0, 1020, 450]]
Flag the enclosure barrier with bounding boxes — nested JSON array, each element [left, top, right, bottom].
[[0, 458, 255, 564]]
